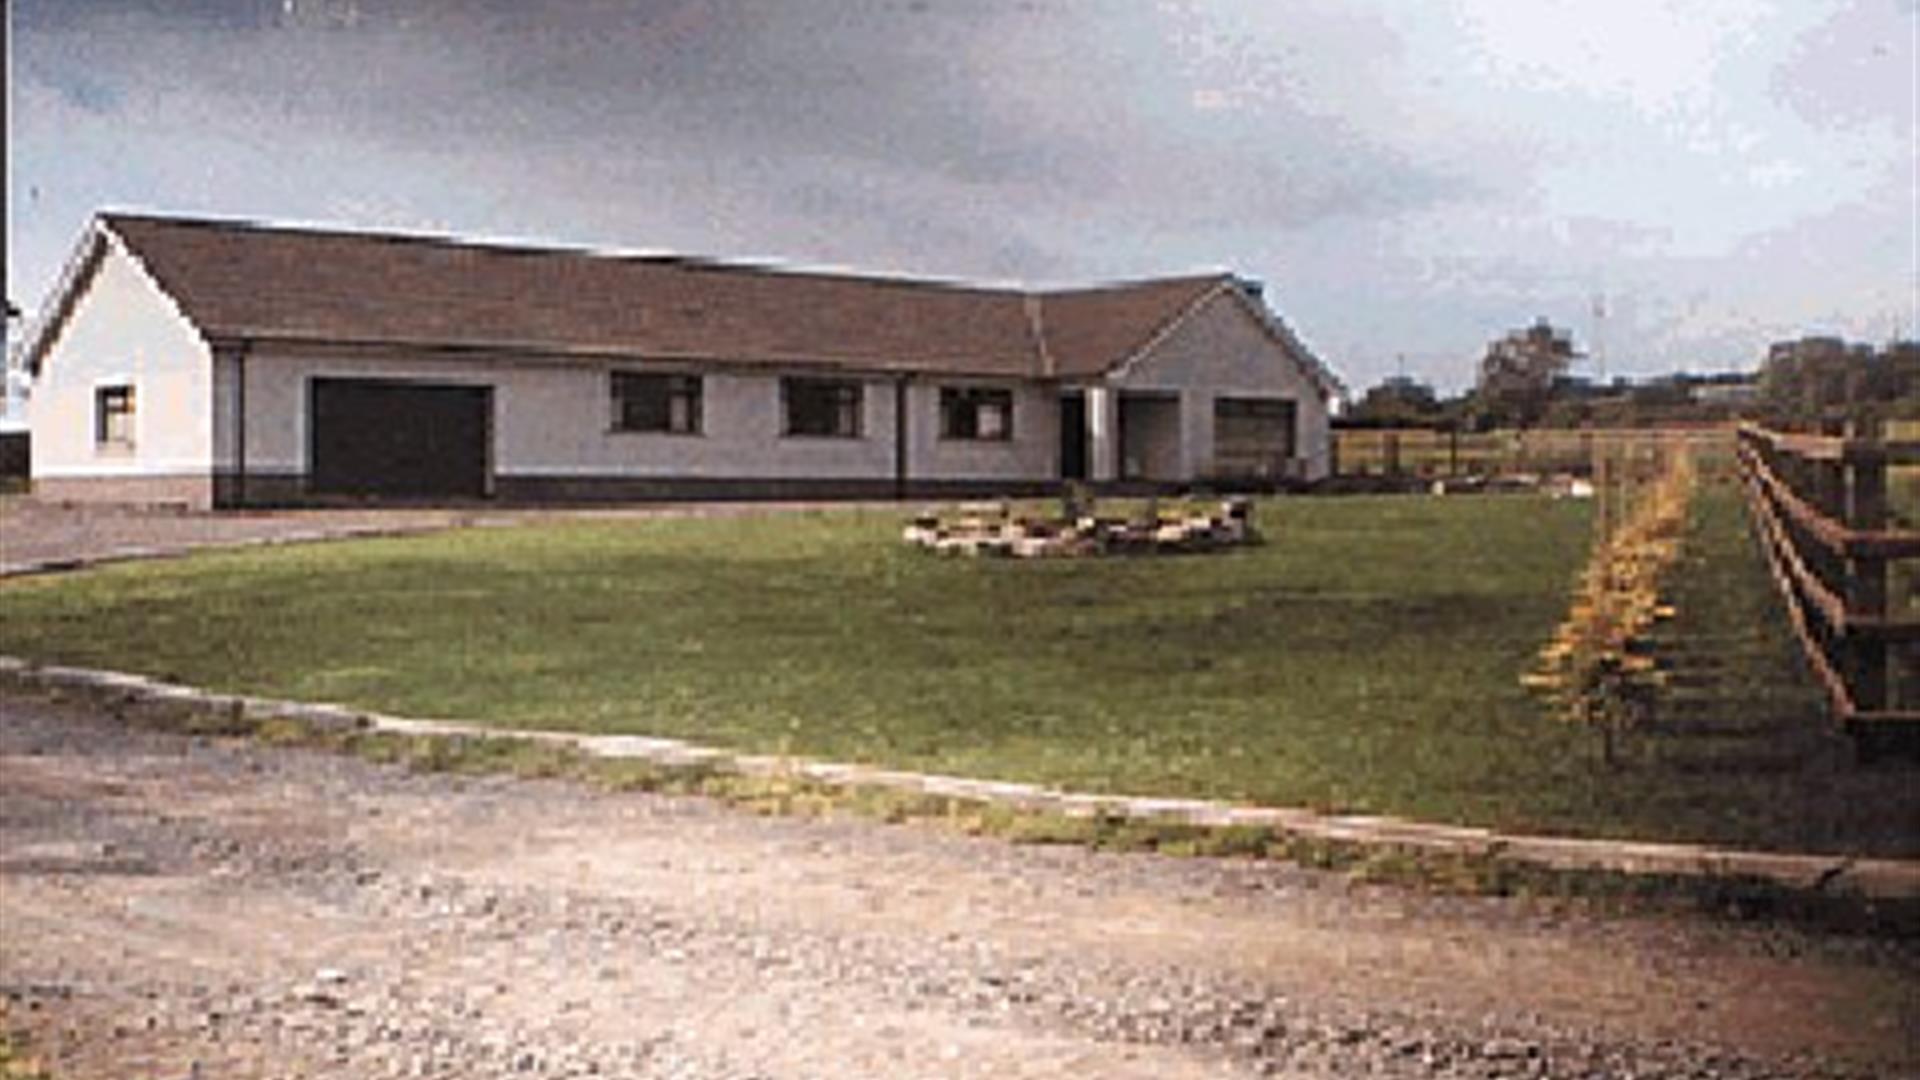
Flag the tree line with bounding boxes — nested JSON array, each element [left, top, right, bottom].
[[1342, 321, 1918, 433]]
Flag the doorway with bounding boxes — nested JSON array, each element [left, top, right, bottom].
[[1058, 393, 1086, 480]]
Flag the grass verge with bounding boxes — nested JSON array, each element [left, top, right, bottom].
[[13, 677, 1914, 936]]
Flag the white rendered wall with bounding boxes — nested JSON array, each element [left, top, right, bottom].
[[236, 346, 1032, 482], [28, 239, 214, 479], [906, 380, 1057, 482]]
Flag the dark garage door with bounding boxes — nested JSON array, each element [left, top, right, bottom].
[[310, 379, 492, 498]]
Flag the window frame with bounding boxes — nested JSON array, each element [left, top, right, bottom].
[[938, 386, 1015, 442], [94, 383, 136, 449], [781, 376, 864, 439], [1211, 395, 1297, 474], [610, 371, 703, 436]]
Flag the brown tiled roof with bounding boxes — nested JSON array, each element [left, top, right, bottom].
[[1038, 278, 1227, 378], [93, 213, 1232, 380]]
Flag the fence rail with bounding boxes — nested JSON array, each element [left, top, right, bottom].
[[1332, 426, 1726, 479], [1734, 423, 1920, 732]]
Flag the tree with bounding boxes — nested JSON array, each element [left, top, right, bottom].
[[1758, 336, 1919, 428], [1473, 318, 1580, 429], [1346, 375, 1441, 427]]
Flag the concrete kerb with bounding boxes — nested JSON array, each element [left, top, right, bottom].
[[3, 654, 1917, 905]]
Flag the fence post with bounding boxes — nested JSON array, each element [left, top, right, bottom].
[[1385, 431, 1402, 477], [1593, 438, 1613, 544], [1846, 417, 1889, 717], [1812, 426, 1847, 605]]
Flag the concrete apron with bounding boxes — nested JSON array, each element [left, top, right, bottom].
[[3, 655, 1915, 904]]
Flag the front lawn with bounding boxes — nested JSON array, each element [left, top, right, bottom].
[[5, 492, 1890, 852], [2, 497, 1601, 816]]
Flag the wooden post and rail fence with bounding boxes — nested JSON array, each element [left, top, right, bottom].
[[1331, 426, 1725, 480], [1734, 422, 1920, 740]]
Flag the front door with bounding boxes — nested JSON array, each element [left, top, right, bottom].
[[1058, 393, 1087, 480]]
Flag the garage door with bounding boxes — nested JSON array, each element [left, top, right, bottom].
[[310, 379, 492, 498]]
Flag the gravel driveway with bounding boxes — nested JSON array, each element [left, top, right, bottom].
[[1, 693, 1913, 1079], [0, 497, 912, 576], [0, 499, 477, 575]]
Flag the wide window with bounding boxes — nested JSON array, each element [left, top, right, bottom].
[[940, 387, 1013, 441], [1212, 396, 1296, 475], [612, 372, 701, 434], [783, 377, 863, 438], [95, 384, 135, 447]]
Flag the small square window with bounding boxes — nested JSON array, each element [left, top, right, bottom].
[[940, 387, 1013, 441], [95, 385, 135, 447], [612, 372, 702, 434], [783, 377, 863, 438]]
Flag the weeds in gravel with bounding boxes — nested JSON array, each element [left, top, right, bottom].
[[0, 1025, 51, 1080]]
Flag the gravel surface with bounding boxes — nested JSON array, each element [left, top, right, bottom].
[[0, 499, 473, 573], [1, 693, 1914, 1079], [0, 498, 916, 576]]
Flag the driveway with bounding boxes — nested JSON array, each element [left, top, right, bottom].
[[1, 693, 1912, 1079], [0, 497, 911, 576], [0, 498, 479, 576]]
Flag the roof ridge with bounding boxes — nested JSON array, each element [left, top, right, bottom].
[[101, 212, 1233, 300], [1022, 294, 1055, 379], [101, 212, 1201, 301], [1037, 271, 1233, 298]]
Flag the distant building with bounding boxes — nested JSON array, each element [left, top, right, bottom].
[[1687, 373, 1761, 407]]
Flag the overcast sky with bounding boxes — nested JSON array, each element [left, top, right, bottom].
[[7, 0, 1914, 392]]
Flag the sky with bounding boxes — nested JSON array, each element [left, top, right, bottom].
[[5, 0, 1915, 395]]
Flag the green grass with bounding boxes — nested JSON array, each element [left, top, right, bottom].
[[0, 498, 1609, 820], [0, 492, 1907, 854], [1628, 480, 1920, 856]]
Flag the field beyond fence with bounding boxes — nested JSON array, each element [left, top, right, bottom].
[[1333, 426, 1729, 480]]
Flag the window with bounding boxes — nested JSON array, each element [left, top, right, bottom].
[[612, 372, 701, 434], [783, 377, 863, 438], [95, 384, 135, 447], [1212, 396, 1296, 476], [940, 387, 1013, 441]]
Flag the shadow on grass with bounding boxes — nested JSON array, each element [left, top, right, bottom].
[[1630, 480, 1920, 857]]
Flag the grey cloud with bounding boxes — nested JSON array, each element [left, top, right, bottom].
[[15, 0, 1483, 255], [1770, 0, 1913, 129]]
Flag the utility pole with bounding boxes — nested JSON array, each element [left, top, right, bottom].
[[1591, 292, 1608, 384]]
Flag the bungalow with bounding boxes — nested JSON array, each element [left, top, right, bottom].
[[16, 213, 1341, 509]]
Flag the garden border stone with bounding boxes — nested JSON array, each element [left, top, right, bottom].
[[3, 654, 1915, 904]]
